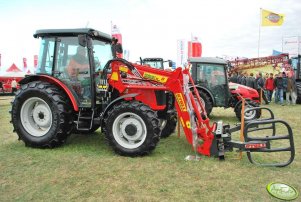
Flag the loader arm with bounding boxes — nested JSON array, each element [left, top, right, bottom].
[[106, 59, 216, 156]]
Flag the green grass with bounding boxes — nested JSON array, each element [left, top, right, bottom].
[[0, 96, 300, 201]]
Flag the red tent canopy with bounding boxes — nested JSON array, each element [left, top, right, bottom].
[[0, 63, 25, 78], [6, 63, 22, 72]]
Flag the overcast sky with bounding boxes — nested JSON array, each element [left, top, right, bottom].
[[0, 0, 300, 70]]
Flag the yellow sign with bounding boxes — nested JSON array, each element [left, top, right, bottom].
[[111, 72, 119, 81], [143, 72, 168, 84], [119, 66, 128, 73], [175, 93, 187, 112]]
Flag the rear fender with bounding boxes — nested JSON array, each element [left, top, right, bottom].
[[19, 75, 79, 111], [191, 85, 216, 106]]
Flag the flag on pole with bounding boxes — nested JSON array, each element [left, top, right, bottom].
[[261, 9, 284, 26]]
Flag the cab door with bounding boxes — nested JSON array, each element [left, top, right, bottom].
[[196, 63, 230, 107], [53, 36, 92, 107]]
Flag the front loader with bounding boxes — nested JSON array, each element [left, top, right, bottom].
[[10, 28, 295, 167]]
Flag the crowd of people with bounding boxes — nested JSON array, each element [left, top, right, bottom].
[[229, 71, 297, 105]]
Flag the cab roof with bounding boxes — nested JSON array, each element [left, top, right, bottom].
[[189, 57, 227, 65], [33, 28, 112, 43], [143, 58, 164, 61]]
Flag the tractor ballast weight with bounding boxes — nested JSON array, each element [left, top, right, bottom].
[[10, 28, 295, 167]]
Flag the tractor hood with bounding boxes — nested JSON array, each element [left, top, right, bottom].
[[229, 82, 259, 99]]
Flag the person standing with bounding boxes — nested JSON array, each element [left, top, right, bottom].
[[229, 72, 238, 83], [255, 72, 269, 104], [237, 72, 243, 84], [246, 72, 256, 89], [274, 73, 284, 105], [286, 72, 297, 105], [11, 78, 18, 94], [264, 73, 275, 102], [263, 73, 269, 98], [240, 72, 247, 86], [282, 72, 288, 102]]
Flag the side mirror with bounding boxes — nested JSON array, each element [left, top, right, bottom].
[[168, 60, 173, 67], [78, 35, 87, 47]]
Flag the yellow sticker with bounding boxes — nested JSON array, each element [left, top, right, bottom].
[[143, 72, 168, 83], [111, 72, 119, 81], [175, 93, 187, 112], [186, 121, 191, 129], [119, 66, 128, 73]]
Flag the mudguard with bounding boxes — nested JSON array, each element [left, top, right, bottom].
[[191, 85, 216, 106], [19, 75, 79, 111], [101, 93, 139, 121]]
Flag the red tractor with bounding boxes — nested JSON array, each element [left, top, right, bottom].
[[189, 57, 261, 121], [10, 28, 295, 166]]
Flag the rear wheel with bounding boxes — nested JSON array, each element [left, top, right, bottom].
[[104, 101, 160, 156], [195, 89, 213, 117], [234, 100, 261, 121], [11, 81, 73, 148]]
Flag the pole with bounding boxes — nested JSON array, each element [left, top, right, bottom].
[[258, 8, 262, 57], [239, 98, 245, 160]]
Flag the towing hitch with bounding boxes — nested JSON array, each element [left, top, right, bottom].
[[212, 107, 295, 167]]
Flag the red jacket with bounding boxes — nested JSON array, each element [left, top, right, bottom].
[[265, 77, 275, 90]]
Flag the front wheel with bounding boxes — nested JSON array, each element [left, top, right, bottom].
[[234, 100, 261, 121], [104, 101, 160, 156]]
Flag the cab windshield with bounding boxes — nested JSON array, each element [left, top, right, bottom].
[[143, 61, 163, 69], [196, 63, 226, 87]]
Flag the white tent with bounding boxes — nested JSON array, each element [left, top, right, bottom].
[[0, 63, 26, 78]]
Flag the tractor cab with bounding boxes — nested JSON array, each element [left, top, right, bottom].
[[189, 57, 230, 107], [34, 28, 113, 107], [189, 57, 260, 121], [141, 58, 173, 70]]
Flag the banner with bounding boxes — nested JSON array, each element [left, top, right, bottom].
[[34, 55, 38, 68], [111, 22, 122, 44], [261, 9, 284, 26], [177, 39, 187, 67], [282, 36, 301, 58], [23, 57, 27, 71], [188, 41, 202, 58]]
